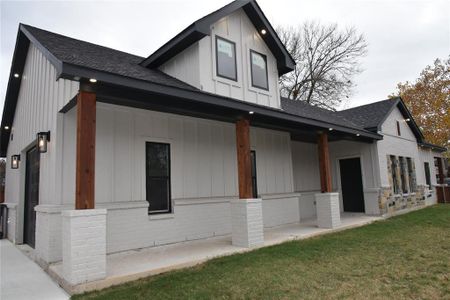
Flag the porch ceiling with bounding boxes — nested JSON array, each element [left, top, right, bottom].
[[76, 81, 381, 144]]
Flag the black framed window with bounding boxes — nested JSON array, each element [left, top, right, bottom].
[[396, 121, 401, 136], [216, 36, 237, 81], [146, 142, 171, 214], [250, 150, 258, 198], [424, 162, 431, 187], [399, 156, 408, 193], [390, 155, 399, 194], [407, 157, 416, 192], [250, 50, 269, 90]]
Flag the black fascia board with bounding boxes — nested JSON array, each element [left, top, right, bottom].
[[61, 62, 381, 141], [418, 142, 447, 153], [0, 28, 30, 157], [140, 0, 295, 75]]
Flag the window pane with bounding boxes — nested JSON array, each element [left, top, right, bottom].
[[424, 162, 431, 186], [147, 177, 170, 212], [251, 51, 268, 90], [146, 142, 169, 177], [146, 142, 171, 214], [216, 37, 237, 80]]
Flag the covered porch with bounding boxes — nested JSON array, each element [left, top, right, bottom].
[[49, 212, 382, 294], [49, 83, 382, 288]]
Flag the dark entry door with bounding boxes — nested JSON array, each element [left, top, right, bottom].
[[23, 146, 40, 248], [339, 157, 365, 213]]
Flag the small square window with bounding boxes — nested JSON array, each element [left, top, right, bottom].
[[216, 36, 237, 81], [250, 50, 269, 90]]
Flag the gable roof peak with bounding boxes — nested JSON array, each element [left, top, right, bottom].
[[139, 0, 295, 75]]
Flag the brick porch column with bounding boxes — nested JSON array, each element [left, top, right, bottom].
[[62, 91, 106, 285], [231, 118, 263, 248], [315, 132, 340, 228]]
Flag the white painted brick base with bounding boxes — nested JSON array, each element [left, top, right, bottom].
[[315, 193, 341, 229], [230, 199, 264, 248], [5, 203, 17, 243], [35, 208, 63, 263], [62, 209, 107, 285]]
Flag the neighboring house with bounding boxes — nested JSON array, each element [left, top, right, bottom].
[[0, 0, 446, 287]]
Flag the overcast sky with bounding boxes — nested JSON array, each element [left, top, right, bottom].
[[1, 0, 449, 114]]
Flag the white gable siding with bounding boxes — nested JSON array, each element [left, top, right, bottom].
[[159, 43, 201, 89], [160, 9, 281, 109], [5, 44, 79, 209], [377, 107, 424, 186], [381, 107, 416, 140]]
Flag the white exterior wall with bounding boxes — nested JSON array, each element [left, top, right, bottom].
[[59, 102, 296, 254], [159, 43, 200, 89], [160, 9, 281, 109], [4, 44, 78, 245], [329, 140, 380, 215], [291, 141, 321, 219], [418, 147, 440, 204], [291, 140, 381, 217], [377, 107, 424, 187]]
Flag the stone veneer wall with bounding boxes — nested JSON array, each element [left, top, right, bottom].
[[379, 154, 426, 215]]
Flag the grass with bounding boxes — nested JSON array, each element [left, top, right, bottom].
[[73, 205, 450, 300]]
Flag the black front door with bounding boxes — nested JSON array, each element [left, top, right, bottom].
[[23, 146, 40, 248], [339, 157, 365, 213]]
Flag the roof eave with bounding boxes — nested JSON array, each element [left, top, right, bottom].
[[59, 63, 381, 141]]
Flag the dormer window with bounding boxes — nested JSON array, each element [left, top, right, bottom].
[[216, 36, 237, 81], [250, 50, 268, 90]]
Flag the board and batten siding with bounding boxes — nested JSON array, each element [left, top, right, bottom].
[[160, 8, 281, 109], [61, 102, 294, 205], [5, 44, 79, 207]]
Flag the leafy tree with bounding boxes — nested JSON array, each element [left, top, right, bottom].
[[277, 22, 367, 110], [390, 57, 450, 157]]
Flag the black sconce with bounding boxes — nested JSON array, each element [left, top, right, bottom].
[[37, 131, 50, 153], [11, 155, 20, 169]]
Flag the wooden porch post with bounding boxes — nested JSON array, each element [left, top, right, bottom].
[[236, 118, 253, 199], [318, 131, 332, 193], [75, 91, 96, 209]]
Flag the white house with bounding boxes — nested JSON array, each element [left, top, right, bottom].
[[1, 0, 446, 289]]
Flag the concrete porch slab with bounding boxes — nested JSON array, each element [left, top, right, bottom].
[[49, 213, 382, 295]]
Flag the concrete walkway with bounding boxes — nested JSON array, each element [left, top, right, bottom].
[[50, 213, 382, 294], [0, 239, 69, 300]]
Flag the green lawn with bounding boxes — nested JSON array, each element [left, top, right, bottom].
[[74, 205, 450, 300]]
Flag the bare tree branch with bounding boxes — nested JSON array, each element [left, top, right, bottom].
[[277, 22, 367, 110]]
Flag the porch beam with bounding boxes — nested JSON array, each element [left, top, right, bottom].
[[236, 118, 253, 199], [75, 91, 96, 209], [318, 131, 332, 193]]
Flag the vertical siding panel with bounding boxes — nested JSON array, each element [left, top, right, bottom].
[[5, 45, 79, 207], [169, 117, 184, 199], [113, 109, 133, 202]]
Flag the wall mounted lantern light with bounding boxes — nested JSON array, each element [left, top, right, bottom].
[[11, 155, 20, 169], [37, 131, 50, 153]]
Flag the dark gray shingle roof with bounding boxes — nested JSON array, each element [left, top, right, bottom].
[[337, 98, 398, 130], [23, 24, 198, 92], [280, 97, 366, 131]]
